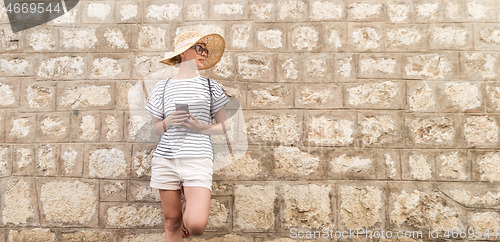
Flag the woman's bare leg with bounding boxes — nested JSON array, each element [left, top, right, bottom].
[[182, 187, 211, 236], [159, 189, 182, 242]]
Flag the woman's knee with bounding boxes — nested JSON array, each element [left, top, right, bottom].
[[163, 213, 182, 231], [185, 220, 208, 236]]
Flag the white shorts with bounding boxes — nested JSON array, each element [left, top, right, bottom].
[[150, 156, 214, 191]]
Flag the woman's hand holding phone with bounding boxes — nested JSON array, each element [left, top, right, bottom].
[[163, 111, 190, 128]]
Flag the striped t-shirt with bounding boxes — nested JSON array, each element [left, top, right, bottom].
[[145, 75, 229, 159]]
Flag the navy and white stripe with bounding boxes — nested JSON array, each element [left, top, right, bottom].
[[145, 75, 229, 159]]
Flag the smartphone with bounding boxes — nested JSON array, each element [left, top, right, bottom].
[[175, 104, 190, 114]]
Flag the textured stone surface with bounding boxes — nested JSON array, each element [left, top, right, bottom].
[[407, 115, 456, 147], [273, 146, 320, 177], [39, 180, 98, 225], [359, 113, 400, 146], [2, 178, 36, 225], [234, 185, 275, 230], [104, 204, 162, 228], [58, 83, 113, 109], [37, 56, 85, 80], [61, 231, 113, 242], [464, 116, 499, 146], [404, 53, 457, 79], [87, 146, 129, 179], [307, 114, 354, 146], [246, 111, 301, 145], [339, 185, 384, 229], [8, 229, 56, 242], [474, 151, 500, 182], [281, 184, 333, 228], [346, 81, 402, 109], [440, 82, 482, 112]]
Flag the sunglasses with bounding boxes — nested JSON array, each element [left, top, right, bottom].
[[190, 44, 209, 57]]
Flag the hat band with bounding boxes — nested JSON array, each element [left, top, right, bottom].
[[175, 37, 201, 51]]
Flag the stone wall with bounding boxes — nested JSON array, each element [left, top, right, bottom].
[[1, 0, 500, 241]]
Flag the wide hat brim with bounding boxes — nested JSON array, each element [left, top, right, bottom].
[[159, 33, 225, 70]]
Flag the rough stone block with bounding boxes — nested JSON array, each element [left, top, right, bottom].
[[36, 144, 59, 176], [100, 112, 124, 142], [134, 25, 169, 51], [470, 211, 500, 236], [59, 27, 99, 52], [24, 27, 57, 52], [337, 182, 386, 230], [174, 24, 226, 40], [131, 54, 170, 79], [347, 1, 385, 22], [61, 230, 114, 242], [128, 180, 159, 202], [245, 110, 303, 146], [345, 80, 404, 109], [406, 81, 438, 112], [46, 2, 80, 26], [404, 114, 459, 148], [99, 26, 131, 51], [100, 180, 127, 202], [310, 0, 345, 21], [210, 53, 235, 81], [0, 79, 18, 108], [0, 25, 21, 52], [131, 144, 155, 180], [182, 234, 252, 241], [8, 229, 56, 242], [358, 111, 403, 148], [272, 145, 323, 179], [443, 0, 465, 22], [429, 24, 473, 50], [0, 178, 38, 226], [403, 52, 459, 80], [120, 232, 166, 242], [36, 54, 88, 80], [277, 0, 308, 21], [486, 82, 500, 112], [276, 53, 302, 83], [184, 0, 209, 21], [0, 145, 10, 177], [207, 196, 231, 231], [401, 150, 436, 181], [384, 24, 428, 52], [305, 111, 356, 147], [437, 81, 484, 112], [438, 182, 500, 209], [326, 148, 376, 179], [281, 183, 333, 229], [466, 0, 496, 22], [12, 145, 34, 176], [91, 55, 131, 79], [84, 144, 131, 179], [0, 56, 33, 77], [125, 112, 158, 143], [36, 112, 70, 142], [302, 53, 334, 82], [375, 149, 401, 180], [115, 1, 142, 23], [101, 202, 162, 228], [288, 24, 322, 52], [387, 0, 413, 23], [37, 178, 98, 227], [210, 0, 248, 20], [230, 23, 253, 50], [436, 150, 470, 181], [334, 53, 357, 82], [348, 23, 384, 52], [213, 145, 265, 180], [389, 182, 466, 231], [234, 185, 276, 231], [463, 115, 499, 148], [117, 81, 147, 111], [246, 1, 274, 22], [255, 24, 285, 51], [5, 113, 35, 143], [82, 1, 115, 24], [358, 54, 402, 79], [461, 52, 500, 80], [474, 24, 500, 50], [471, 150, 500, 182], [20, 81, 56, 112], [70, 112, 100, 142], [323, 22, 347, 52], [294, 83, 342, 109], [57, 82, 114, 110], [247, 83, 293, 109], [144, 1, 182, 22], [235, 53, 274, 82], [413, 0, 443, 23], [60, 144, 83, 177]]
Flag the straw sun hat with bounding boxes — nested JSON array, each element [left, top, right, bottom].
[[159, 31, 225, 70]]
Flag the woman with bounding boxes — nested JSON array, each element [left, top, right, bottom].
[[145, 31, 229, 241]]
